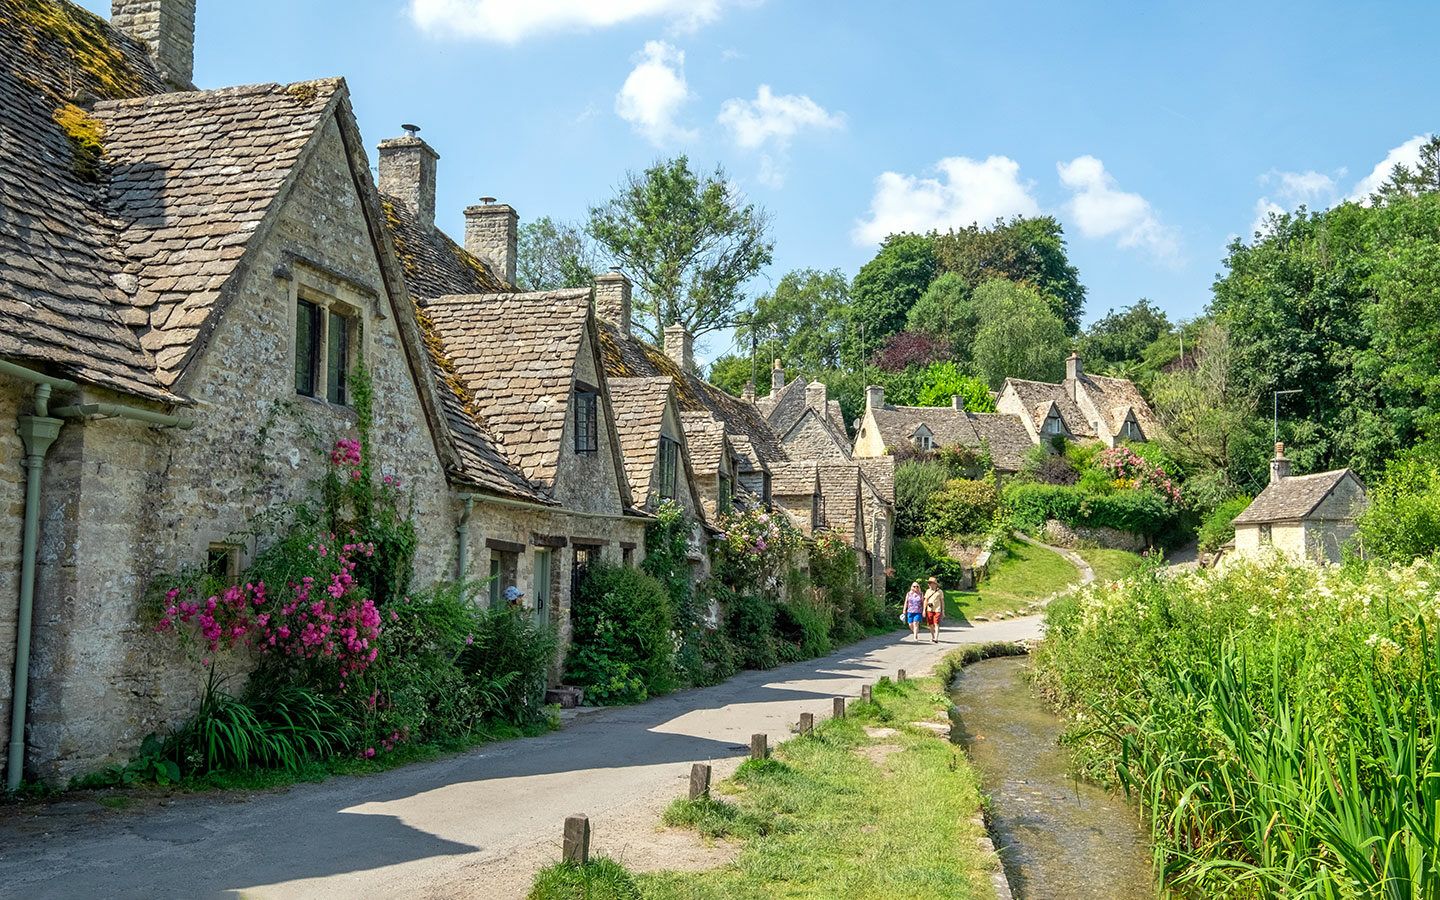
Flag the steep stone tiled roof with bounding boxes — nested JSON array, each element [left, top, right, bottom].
[[0, 0, 172, 399], [1232, 470, 1360, 526], [759, 377, 809, 434], [607, 376, 672, 501], [1005, 379, 1097, 438], [96, 80, 340, 384], [381, 198, 507, 297], [770, 460, 818, 496], [856, 456, 895, 505], [869, 405, 981, 450], [727, 430, 768, 478], [679, 411, 731, 476], [425, 289, 591, 491], [597, 322, 787, 468], [817, 463, 861, 543], [968, 413, 1033, 472], [1080, 374, 1161, 439]]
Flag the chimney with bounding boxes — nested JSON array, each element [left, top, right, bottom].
[[664, 324, 695, 373], [865, 385, 885, 410], [377, 126, 439, 229], [771, 359, 785, 392], [742, 381, 756, 403], [1270, 442, 1291, 484], [1066, 352, 1083, 383], [111, 0, 195, 91], [951, 394, 966, 412], [805, 380, 827, 413], [464, 199, 518, 287], [593, 267, 631, 336]]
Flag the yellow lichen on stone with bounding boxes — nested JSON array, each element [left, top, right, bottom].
[[53, 101, 105, 180], [380, 200, 420, 278], [285, 81, 319, 105], [10, 0, 143, 100], [449, 241, 505, 291]]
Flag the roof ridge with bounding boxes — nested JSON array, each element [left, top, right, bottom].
[[93, 78, 343, 110]]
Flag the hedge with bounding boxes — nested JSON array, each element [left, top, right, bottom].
[[1002, 481, 1175, 537]]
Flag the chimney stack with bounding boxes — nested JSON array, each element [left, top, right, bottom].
[[377, 126, 439, 229], [771, 359, 785, 392], [112, 0, 195, 91], [742, 381, 756, 403], [664, 324, 695, 374], [865, 385, 885, 410], [805, 381, 827, 413], [593, 268, 631, 336], [464, 199, 518, 288], [951, 394, 966, 412], [1066, 351, 1083, 382], [1270, 442, 1291, 484]]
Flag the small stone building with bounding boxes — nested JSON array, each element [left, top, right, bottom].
[[852, 385, 1032, 473], [1226, 444, 1368, 566], [994, 353, 1161, 447]]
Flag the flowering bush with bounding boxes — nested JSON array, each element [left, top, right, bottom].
[[713, 507, 803, 592], [1096, 445, 1183, 505]]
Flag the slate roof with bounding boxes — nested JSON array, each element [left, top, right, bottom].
[[96, 80, 340, 384], [606, 376, 672, 501], [1232, 469, 1362, 526], [0, 0, 171, 398], [597, 322, 787, 468], [425, 289, 592, 491], [759, 377, 809, 434], [1004, 379, 1098, 438], [770, 460, 818, 496]]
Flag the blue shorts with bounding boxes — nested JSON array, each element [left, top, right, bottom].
[[905, 612, 923, 624]]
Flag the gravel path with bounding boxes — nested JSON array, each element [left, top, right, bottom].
[[0, 616, 1042, 900]]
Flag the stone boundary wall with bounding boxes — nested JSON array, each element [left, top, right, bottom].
[[1041, 519, 1147, 552]]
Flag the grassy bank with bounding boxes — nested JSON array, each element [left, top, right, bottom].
[[1032, 555, 1440, 897], [945, 538, 1078, 620], [1074, 547, 1144, 584], [530, 658, 1007, 899]]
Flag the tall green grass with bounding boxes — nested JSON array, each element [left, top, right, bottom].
[[1033, 555, 1440, 898]]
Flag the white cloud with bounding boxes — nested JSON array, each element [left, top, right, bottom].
[[1248, 169, 1340, 240], [718, 85, 844, 187], [1348, 133, 1431, 202], [408, 0, 733, 43], [615, 41, 696, 146], [1057, 155, 1178, 260], [852, 156, 1039, 245], [1249, 198, 1287, 240]]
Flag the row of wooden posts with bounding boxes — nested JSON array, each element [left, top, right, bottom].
[[560, 667, 908, 865]]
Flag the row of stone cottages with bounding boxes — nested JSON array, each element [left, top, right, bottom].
[[0, 0, 893, 784]]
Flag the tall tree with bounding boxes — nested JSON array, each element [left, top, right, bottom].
[[738, 268, 850, 374], [905, 272, 978, 363], [931, 216, 1086, 333], [1374, 135, 1440, 200], [1078, 299, 1172, 373], [515, 216, 599, 291], [588, 157, 773, 342], [969, 279, 1068, 388], [846, 233, 936, 363]]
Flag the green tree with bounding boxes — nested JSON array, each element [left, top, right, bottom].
[[931, 215, 1086, 334], [969, 279, 1068, 387], [1373, 134, 1440, 200], [706, 354, 756, 396], [1078, 299, 1172, 373], [913, 362, 996, 411], [515, 216, 599, 291], [588, 156, 774, 342], [847, 233, 936, 362], [739, 268, 850, 373], [905, 272, 977, 362]]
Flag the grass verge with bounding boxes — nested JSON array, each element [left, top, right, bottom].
[[945, 538, 1079, 620], [530, 654, 1010, 900], [1073, 547, 1144, 585]]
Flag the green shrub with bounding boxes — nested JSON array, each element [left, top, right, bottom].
[[890, 537, 967, 604], [722, 589, 780, 670], [1002, 481, 1175, 537], [1197, 495, 1251, 553], [460, 604, 558, 726], [922, 478, 998, 537], [166, 673, 349, 775], [1357, 446, 1440, 562], [776, 592, 833, 661], [895, 459, 949, 536], [565, 563, 676, 704]]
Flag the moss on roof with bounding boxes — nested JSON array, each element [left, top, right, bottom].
[[52, 100, 103, 180], [6, 0, 143, 101]]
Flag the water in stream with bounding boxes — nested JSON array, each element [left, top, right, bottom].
[[949, 656, 1156, 899]]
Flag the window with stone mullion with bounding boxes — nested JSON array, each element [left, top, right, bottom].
[[574, 389, 598, 453]]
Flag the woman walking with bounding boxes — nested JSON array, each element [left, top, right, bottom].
[[923, 576, 945, 643], [903, 581, 925, 641]]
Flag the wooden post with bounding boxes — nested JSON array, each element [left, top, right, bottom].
[[689, 762, 711, 800], [861, 684, 872, 703], [833, 697, 846, 718], [750, 733, 768, 760], [897, 669, 907, 683], [562, 814, 590, 865], [799, 712, 814, 735]]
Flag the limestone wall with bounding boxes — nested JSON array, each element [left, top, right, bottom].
[[1041, 519, 1147, 552]]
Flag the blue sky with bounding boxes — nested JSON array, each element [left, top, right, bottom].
[[83, 1, 1439, 362]]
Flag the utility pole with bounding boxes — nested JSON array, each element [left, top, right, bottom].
[[1273, 389, 1301, 445]]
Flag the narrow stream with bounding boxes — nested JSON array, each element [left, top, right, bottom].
[[949, 656, 1156, 899]]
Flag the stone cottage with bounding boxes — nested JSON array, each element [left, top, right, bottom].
[[1224, 443, 1368, 566], [852, 385, 1033, 474], [995, 353, 1160, 447]]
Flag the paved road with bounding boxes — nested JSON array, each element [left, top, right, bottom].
[[0, 616, 1042, 899]]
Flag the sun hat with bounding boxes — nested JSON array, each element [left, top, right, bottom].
[[503, 585, 523, 603]]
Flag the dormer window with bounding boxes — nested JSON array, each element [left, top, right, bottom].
[[657, 436, 680, 499], [1042, 408, 1065, 436], [912, 426, 935, 451], [574, 387, 598, 453], [1120, 417, 1142, 441]]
